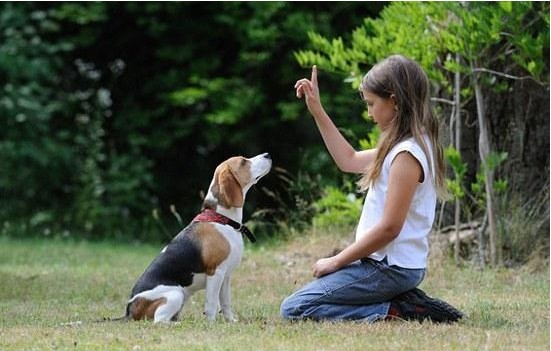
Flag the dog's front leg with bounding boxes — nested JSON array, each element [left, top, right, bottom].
[[219, 275, 238, 322], [204, 272, 225, 321]]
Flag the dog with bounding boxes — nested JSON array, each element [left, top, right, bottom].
[[125, 153, 272, 323]]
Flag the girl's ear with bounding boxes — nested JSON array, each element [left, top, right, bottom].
[[390, 94, 398, 111]]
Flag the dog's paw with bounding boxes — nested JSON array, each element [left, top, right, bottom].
[[222, 312, 238, 323], [204, 311, 217, 322]]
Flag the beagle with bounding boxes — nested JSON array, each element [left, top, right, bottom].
[[126, 153, 272, 323]]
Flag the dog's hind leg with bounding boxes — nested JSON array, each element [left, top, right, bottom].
[[153, 287, 185, 323]]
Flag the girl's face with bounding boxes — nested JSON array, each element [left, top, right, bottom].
[[362, 90, 396, 131]]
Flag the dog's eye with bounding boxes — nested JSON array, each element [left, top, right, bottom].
[[240, 158, 247, 166]]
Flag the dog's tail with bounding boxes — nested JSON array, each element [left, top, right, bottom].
[[90, 302, 133, 323], [60, 309, 130, 326], [93, 315, 129, 323], [59, 316, 128, 327]]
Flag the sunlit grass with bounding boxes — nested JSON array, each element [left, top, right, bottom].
[[0, 232, 548, 350]]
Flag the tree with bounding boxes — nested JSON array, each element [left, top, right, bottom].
[[0, 3, 85, 231], [441, 1, 548, 265], [0, 2, 386, 240]]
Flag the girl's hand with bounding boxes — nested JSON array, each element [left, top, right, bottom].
[[294, 65, 323, 116], [312, 255, 341, 278]]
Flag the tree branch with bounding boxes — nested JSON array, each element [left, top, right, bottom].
[[473, 67, 546, 85], [431, 97, 455, 106]]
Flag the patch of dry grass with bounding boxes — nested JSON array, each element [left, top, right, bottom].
[[0, 232, 548, 350]]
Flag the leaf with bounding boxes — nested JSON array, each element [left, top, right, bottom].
[[527, 60, 537, 75], [169, 87, 208, 107], [445, 146, 468, 178], [499, 1, 512, 13], [494, 179, 508, 194]]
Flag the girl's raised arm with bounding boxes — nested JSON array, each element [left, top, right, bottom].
[[295, 66, 376, 174]]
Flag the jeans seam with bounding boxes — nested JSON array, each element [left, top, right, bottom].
[[313, 265, 381, 304]]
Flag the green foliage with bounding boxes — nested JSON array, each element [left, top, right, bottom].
[[358, 125, 380, 151], [296, 1, 549, 95], [0, 4, 77, 226], [52, 2, 107, 25], [1, 1, 547, 251], [445, 147, 468, 178], [0, 3, 158, 239], [0, 2, 381, 241], [296, 2, 450, 89], [484, 151, 509, 172], [445, 1, 548, 81], [255, 168, 324, 236], [444, 146, 468, 199], [444, 146, 508, 214], [470, 152, 509, 207], [313, 186, 362, 230]]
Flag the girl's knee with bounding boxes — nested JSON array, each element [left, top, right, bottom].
[[280, 295, 302, 319], [280, 281, 326, 320]]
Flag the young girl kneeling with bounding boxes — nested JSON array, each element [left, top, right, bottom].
[[281, 55, 463, 323]]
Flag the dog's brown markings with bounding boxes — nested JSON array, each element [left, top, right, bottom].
[[129, 297, 167, 320], [194, 222, 231, 275], [213, 157, 252, 209]]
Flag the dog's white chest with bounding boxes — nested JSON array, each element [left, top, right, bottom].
[[185, 223, 243, 294]]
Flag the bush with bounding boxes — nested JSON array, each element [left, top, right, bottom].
[[250, 168, 323, 237], [313, 186, 362, 230], [498, 183, 550, 267]]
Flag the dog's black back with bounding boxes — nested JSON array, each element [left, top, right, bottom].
[[130, 223, 205, 297]]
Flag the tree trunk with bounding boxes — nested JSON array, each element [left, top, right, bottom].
[[471, 64, 499, 266], [454, 54, 462, 264]]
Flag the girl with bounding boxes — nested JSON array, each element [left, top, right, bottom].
[[280, 55, 463, 322]]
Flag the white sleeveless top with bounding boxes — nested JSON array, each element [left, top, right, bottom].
[[355, 136, 436, 269]]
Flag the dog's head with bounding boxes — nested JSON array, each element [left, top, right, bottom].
[[204, 153, 271, 209]]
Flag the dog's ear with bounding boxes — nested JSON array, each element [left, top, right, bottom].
[[218, 166, 244, 208]]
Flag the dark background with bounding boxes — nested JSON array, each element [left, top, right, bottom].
[[0, 2, 548, 251]]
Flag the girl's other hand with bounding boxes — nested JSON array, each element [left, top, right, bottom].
[[312, 255, 340, 278]]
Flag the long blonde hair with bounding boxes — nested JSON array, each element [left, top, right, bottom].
[[357, 55, 447, 199]]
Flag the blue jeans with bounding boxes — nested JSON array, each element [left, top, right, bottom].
[[280, 258, 425, 322]]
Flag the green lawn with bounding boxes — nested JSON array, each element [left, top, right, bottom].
[[0, 232, 548, 351]]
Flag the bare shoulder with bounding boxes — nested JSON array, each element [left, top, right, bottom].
[[390, 151, 423, 183]]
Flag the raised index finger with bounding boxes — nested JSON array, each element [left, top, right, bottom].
[[311, 65, 318, 86]]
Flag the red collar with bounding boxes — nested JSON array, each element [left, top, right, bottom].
[[193, 208, 256, 243], [194, 208, 232, 225]]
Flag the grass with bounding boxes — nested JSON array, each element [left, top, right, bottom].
[[0, 231, 549, 351]]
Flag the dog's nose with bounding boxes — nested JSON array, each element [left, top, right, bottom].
[[262, 153, 271, 160]]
